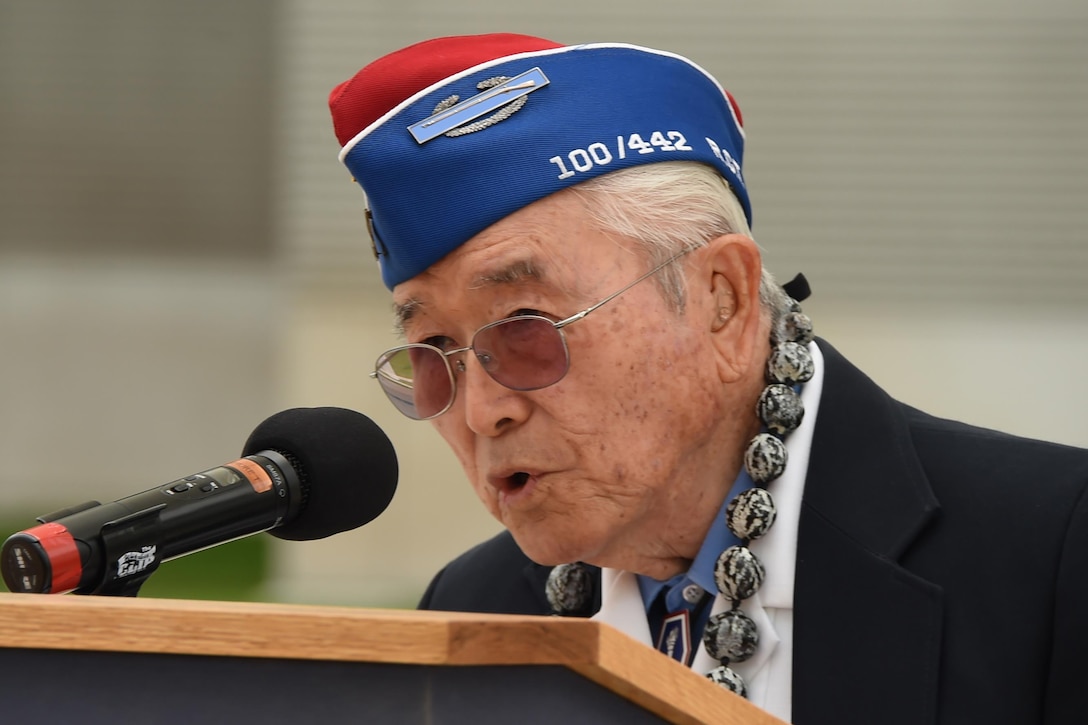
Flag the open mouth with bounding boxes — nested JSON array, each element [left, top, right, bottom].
[[490, 469, 539, 501]]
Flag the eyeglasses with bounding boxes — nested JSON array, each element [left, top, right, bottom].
[[371, 248, 692, 420]]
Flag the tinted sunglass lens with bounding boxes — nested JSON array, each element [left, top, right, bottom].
[[473, 317, 570, 390], [376, 346, 453, 420]]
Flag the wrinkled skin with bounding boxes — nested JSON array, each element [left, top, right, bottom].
[[393, 189, 770, 580]]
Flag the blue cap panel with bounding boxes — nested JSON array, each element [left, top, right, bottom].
[[341, 43, 749, 289]]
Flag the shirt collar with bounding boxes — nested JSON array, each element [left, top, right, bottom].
[[636, 471, 751, 609]]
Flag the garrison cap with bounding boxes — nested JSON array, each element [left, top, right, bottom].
[[330, 33, 749, 289]]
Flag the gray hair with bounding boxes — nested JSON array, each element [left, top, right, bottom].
[[570, 161, 793, 334]]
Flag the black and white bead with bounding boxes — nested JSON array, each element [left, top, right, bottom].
[[744, 433, 787, 484], [767, 341, 814, 385], [713, 545, 765, 602], [726, 487, 777, 540], [757, 384, 804, 436], [703, 608, 759, 663], [707, 664, 748, 698], [780, 310, 814, 345], [546, 562, 594, 616]]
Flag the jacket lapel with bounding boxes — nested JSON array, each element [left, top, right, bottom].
[[792, 340, 943, 725]]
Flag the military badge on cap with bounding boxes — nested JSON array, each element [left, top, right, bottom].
[[409, 67, 550, 143]]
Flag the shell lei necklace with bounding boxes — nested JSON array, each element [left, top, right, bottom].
[[546, 291, 815, 700]]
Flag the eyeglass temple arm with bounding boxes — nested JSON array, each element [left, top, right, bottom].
[[554, 249, 690, 329]]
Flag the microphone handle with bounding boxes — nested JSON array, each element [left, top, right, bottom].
[[1, 451, 300, 595]]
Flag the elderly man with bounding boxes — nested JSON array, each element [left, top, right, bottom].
[[328, 33, 1088, 724]]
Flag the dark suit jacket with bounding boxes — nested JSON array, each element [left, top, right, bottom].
[[419, 340, 1088, 724]]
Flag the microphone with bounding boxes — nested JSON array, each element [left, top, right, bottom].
[[0, 407, 398, 597]]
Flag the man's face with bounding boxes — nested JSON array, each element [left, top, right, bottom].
[[392, 190, 751, 577]]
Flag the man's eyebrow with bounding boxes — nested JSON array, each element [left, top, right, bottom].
[[393, 259, 545, 335], [392, 298, 423, 336], [469, 258, 542, 289]]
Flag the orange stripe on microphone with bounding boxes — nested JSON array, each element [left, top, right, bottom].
[[26, 522, 82, 594], [226, 458, 273, 493]]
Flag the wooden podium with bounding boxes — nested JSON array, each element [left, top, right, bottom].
[[0, 592, 785, 724]]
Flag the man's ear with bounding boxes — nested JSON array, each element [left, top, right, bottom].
[[700, 234, 766, 383]]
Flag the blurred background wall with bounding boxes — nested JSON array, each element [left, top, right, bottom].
[[2, 0, 1085, 607]]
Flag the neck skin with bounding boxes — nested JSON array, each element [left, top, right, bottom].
[[613, 340, 769, 581]]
